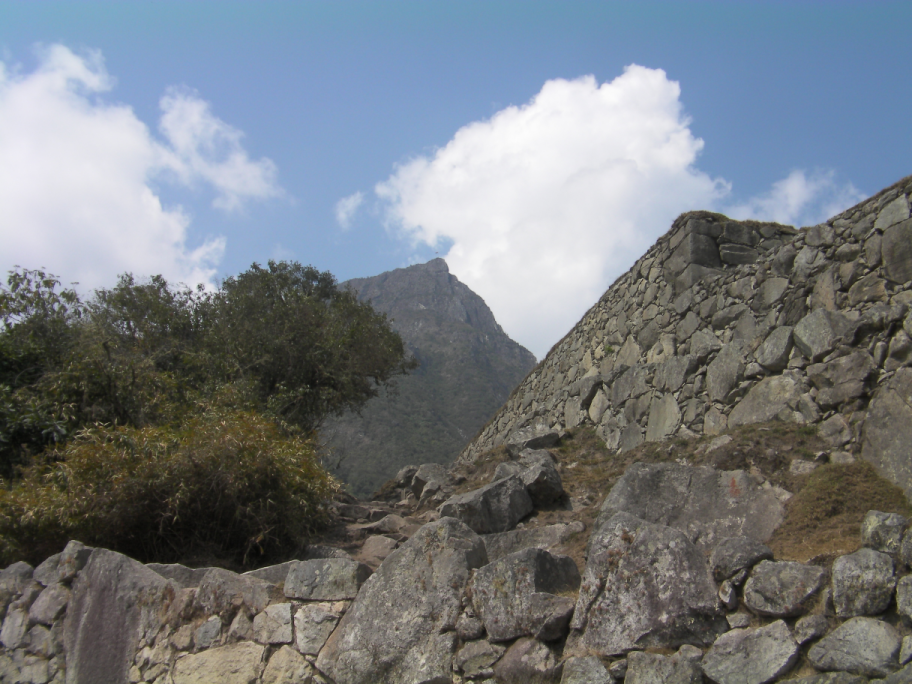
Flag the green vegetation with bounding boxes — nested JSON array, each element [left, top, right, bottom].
[[0, 262, 414, 567]]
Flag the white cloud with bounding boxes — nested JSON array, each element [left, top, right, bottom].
[[0, 44, 281, 293], [377, 66, 728, 359], [334, 191, 364, 230], [725, 169, 865, 227]]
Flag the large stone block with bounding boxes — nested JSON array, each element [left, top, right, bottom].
[[283, 559, 371, 601], [862, 368, 912, 500], [64, 549, 177, 684], [667, 233, 722, 277], [883, 217, 912, 284], [172, 641, 266, 684], [832, 548, 895, 617], [793, 309, 853, 361], [701, 620, 799, 684], [806, 350, 877, 409], [472, 548, 580, 642], [316, 517, 487, 684], [742, 560, 826, 617], [808, 617, 901, 678], [728, 375, 806, 428], [598, 462, 784, 552], [438, 475, 533, 534], [195, 567, 280, 618], [571, 512, 724, 656]]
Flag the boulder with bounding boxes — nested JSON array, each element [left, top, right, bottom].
[[701, 620, 799, 684], [504, 427, 561, 456], [195, 567, 280, 618], [146, 563, 211, 588], [882, 217, 912, 284], [518, 451, 565, 505], [862, 368, 912, 500], [645, 393, 682, 442], [294, 602, 342, 655], [793, 309, 852, 362], [471, 548, 580, 642], [455, 640, 506, 679], [832, 548, 895, 617], [438, 475, 533, 534], [316, 517, 487, 684], [28, 584, 69, 626], [710, 537, 774, 582], [690, 330, 723, 363], [808, 616, 901, 678], [410, 463, 450, 499], [559, 656, 612, 684], [707, 343, 745, 402], [172, 641, 265, 684], [741, 560, 826, 617], [261, 645, 314, 684], [728, 375, 806, 428], [754, 327, 793, 371], [482, 522, 583, 562], [806, 351, 877, 409], [64, 548, 177, 684], [283, 559, 371, 601], [571, 512, 724, 655], [848, 272, 888, 305], [252, 603, 292, 645], [598, 462, 784, 552], [626, 650, 702, 684], [493, 637, 563, 684]]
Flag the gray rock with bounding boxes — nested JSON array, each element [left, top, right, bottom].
[[194, 615, 222, 649], [690, 330, 723, 364], [146, 563, 211, 588], [728, 375, 806, 428], [875, 195, 911, 231], [742, 560, 826, 617], [294, 602, 341, 655], [0, 562, 34, 595], [806, 351, 877, 409], [519, 457, 565, 506], [283, 558, 371, 601], [832, 548, 895, 617], [560, 656, 612, 684], [482, 523, 582, 562], [882, 662, 912, 684], [261, 645, 315, 684], [707, 343, 745, 402], [882, 217, 912, 284], [754, 327, 793, 371], [316, 517, 487, 684], [862, 368, 912, 500], [861, 510, 907, 554], [794, 614, 829, 645], [0, 608, 30, 649], [493, 637, 563, 684], [677, 311, 702, 342], [438, 475, 533, 534], [701, 620, 799, 684], [720, 244, 759, 265], [626, 650, 702, 684], [172, 641, 265, 684], [610, 365, 650, 405], [505, 427, 561, 456], [494, 461, 525, 482], [668, 233, 722, 276], [243, 560, 301, 586], [643, 393, 680, 442], [818, 414, 853, 447], [455, 640, 505, 679], [28, 585, 69, 626], [713, 304, 750, 330], [253, 602, 292, 645], [32, 555, 60, 588], [896, 575, 912, 621], [58, 540, 92, 582], [195, 567, 281, 618], [793, 309, 852, 361], [411, 463, 450, 498], [848, 272, 888, 305], [598, 462, 784, 553], [657, 355, 698, 393], [710, 537, 774, 582], [471, 548, 580, 642], [756, 278, 790, 310], [808, 616, 901, 678], [572, 512, 724, 656], [63, 548, 175, 684]]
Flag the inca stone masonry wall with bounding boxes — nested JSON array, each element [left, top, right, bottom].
[[459, 175, 912, 499]]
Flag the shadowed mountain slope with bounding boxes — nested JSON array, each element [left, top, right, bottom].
[[323, 258, 535, 497]]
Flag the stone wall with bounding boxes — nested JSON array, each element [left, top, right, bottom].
[[459, 175, 912, 498]]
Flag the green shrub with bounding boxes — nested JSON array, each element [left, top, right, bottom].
[[0, 409, 338, 567]]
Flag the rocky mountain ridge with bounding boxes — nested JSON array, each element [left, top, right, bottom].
[[2, 175, 912, 682], [324, 258, 536, 498]]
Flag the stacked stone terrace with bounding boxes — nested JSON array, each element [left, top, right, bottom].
[[460, 175, 912, 499]]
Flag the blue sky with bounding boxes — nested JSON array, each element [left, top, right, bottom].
[[1, 2, 909, 358]]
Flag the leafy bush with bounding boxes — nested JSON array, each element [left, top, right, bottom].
[[0, 408, 339, 567]]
